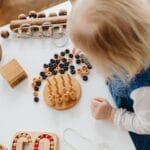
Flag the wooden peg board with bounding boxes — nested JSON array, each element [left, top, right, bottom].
[[44, 74, 81, 110], [11, 132, 58, 150], [0, 59, 27, 88]]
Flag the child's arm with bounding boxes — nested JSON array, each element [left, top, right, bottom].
[[91, 87, 150, 134]]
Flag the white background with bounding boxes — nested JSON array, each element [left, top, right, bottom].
[[0, 2, 135, 150]]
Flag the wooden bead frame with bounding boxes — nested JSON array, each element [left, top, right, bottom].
[[9, 10, 67, 38]]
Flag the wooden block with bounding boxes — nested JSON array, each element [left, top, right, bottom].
[[0, 45, 2, 61], [0, 59, 27, 88]]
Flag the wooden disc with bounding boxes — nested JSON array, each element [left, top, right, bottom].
[[44, 74, 81, 110]]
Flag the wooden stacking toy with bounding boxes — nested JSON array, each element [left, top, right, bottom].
[[44, 74, 81, 110]]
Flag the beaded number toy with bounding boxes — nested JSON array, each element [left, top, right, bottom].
[[11, 132, 58, 150]]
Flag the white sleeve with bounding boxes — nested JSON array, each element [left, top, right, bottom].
[[113, 87, 150, 134]]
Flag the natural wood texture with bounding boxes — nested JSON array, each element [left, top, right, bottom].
[[10, 15, 67, 30], [11, 131, 58, 150], [0, 0, 67, 26], [44, 74, 81, 110], [0, 59, 27, 88], [0, 145, 8, 150], [0, 45, 2, 61]]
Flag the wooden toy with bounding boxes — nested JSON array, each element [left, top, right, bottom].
[[1, 30, 10, 39], [80, 53, 92, 69], [9, 9, 68, 38], [0, 44, 2, 61], [44, 74, 81, 110], [11, 131, 58, 150], [0, 145, 8, 150], [0, 59, 27, 88]]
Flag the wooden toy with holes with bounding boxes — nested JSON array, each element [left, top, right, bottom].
[[0, 59, 27, 88], [9, 9, 68, 38], [44, 74, 81, 110], [11, 132, 58, 150]]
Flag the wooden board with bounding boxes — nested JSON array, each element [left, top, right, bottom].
[[0, 59, 27, 88], [44, 74, 81, 110], [11, 132, 58, 150]]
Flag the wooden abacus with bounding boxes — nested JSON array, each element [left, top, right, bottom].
[[9, 9, 68, 38], [11, 132, 58, 150]]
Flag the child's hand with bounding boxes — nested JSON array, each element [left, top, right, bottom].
[[91, 97, 116, 122]]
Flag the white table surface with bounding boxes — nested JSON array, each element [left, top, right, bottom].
[[0, 1, 135, 150]]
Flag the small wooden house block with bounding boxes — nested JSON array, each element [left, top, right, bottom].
[[0, 59, 27, 88]]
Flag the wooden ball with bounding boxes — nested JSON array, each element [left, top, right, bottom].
[[1, 30, 9, 39], [59, 9, 67, 16], [48, 12, 57, 17], [28, 10, 37, 18], [37, 12, 46, 18], [18, 14, 27, 20]]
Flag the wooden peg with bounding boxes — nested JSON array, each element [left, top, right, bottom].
[[18, 14, 27, 20]]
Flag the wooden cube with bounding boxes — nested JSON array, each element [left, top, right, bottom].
[[0, 59, 27, 88]]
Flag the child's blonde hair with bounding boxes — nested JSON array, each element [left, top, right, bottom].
[[68, 0, 150, 81]]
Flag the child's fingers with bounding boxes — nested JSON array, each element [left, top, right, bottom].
[[94, 97, 107, 102], [91, 99, 102, 107]]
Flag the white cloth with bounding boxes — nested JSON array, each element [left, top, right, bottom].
[[114, 87, 150, 134]]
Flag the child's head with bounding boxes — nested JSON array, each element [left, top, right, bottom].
[[68, 0, 150, 80]]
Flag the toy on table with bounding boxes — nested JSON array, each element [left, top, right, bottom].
[[0, 145, 8, 150], [0, 30, 10, 39], [11, 132, 58, 150], [0, 59, 27, 88], [8, 9, 67, 39], [32, 48, 92, 104], [44, 74, 81, 110], [0, 44, 2, 61]]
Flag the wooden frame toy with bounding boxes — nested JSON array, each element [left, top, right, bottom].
[[9, 9, 68, 38], [11, 132, 58, 150], [0, 59, 27, 88]]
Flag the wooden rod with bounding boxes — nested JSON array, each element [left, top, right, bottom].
[[10, 15, 67, 30]]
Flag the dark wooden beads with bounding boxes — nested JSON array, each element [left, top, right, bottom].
[[1, 30, 9, 39], [29, 10, 37, 18], [37, 12, 46, 18], [32, 49, 93, 102], [59, 9, 67, 16]]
